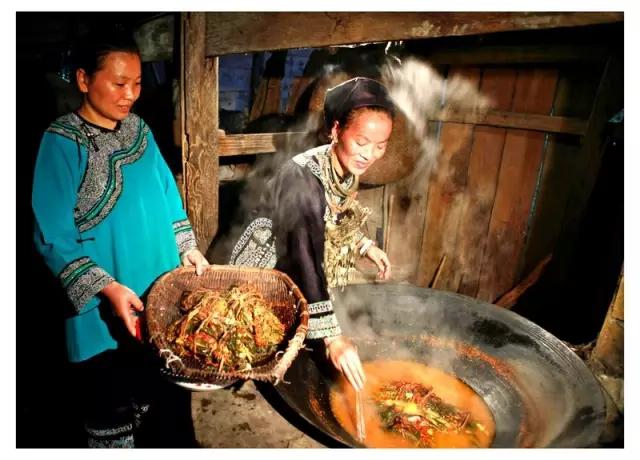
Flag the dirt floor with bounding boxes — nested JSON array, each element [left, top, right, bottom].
[[191, 380, 333, 448]]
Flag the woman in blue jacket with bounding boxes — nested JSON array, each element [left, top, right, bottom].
[[32, 33, 208, 447]]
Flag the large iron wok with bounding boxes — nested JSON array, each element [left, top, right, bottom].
[[273, 284, 605, 447]]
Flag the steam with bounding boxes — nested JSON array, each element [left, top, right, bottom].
[[381, 57, 491, 182], [332, 282, 478, 379]]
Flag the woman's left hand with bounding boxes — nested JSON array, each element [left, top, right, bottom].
[[181, 248, 210, 275], [366, 245, 391, 280]]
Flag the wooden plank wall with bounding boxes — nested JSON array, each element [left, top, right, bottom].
[[475, 68, 558, 301], [383, 117, 435, 283], [519, 63, 603, 279], [523, 57, 622, 287], [415, 67, 482, 290], [457, 68, 517, 296], [412, 65, 560, 302]]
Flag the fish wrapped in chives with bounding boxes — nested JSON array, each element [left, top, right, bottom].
[[166, 286, 285, 372]]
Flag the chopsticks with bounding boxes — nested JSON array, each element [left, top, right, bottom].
[[355, 390, 366, 443]]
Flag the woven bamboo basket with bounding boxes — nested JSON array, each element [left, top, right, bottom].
[[145, 265, 309, 386]]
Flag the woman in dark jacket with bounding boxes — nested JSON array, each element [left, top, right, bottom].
[[229, 77, 394, 391]]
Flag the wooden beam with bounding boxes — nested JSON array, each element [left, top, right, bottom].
[[205, 12, 622, 56], [182, 12, 219, 253], [437, 110, 587, 135], [217, 111, 587, 157], [423, 44, 610, 65], [218, 132, 308, 156]]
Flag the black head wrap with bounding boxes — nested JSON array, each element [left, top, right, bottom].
[[323, 77, 395, 131]]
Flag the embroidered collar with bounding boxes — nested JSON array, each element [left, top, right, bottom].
[[73, 111, 122, 132]]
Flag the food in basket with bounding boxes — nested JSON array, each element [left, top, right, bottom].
[[165, 286, 285, 372]]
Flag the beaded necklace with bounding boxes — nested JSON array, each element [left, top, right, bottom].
[[319, 145, 358, 215], [318, 146, 371, 288]]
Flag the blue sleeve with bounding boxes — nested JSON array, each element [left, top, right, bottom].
[[147, 130, 197, 256], [32, 132, 114, 314]]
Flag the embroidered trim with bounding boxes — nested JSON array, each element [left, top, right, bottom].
[[307, 324, 342, 340], [87, 435, 135, 448], [48, 113, 149, 232], [291, 145, 353, 194], [307, 312, 342, 339], [173, 219, 197, 255], [308, 300, 334, 315], [47, 119, 89, 148], [59, 257, 115, 312], [292, 147, 323, 180], [359, 238, 374, 256], [85, 423, 134, 437], [85, 421, 135, 447], [229, 217, 277, 268], [75, 116, 148, 232]]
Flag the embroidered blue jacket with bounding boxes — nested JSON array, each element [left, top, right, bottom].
[[32, 112, 197, 362]]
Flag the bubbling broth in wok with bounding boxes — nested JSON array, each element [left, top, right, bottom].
[[329, 360, 495, 448]]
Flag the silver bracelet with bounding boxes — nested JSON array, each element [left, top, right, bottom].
[[359, 238, 374, 256]]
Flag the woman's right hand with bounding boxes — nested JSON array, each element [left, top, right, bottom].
[[365, 245, 391, 280], [324, 335, 366, 391], [101, 281, 144, 339]]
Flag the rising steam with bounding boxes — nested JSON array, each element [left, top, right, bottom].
[[381, 57, 491, 182]]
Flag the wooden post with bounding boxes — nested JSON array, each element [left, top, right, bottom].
[[590, 268, 624, 444], [591, 270, 624, 377], [182, 12, 219, 253]]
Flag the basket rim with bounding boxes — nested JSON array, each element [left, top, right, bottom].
[[144, 264, 309, 384]]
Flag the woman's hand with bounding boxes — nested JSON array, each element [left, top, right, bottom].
[[101, 281, 144, 339], [181, 248, 210, 275], [324, 335, 365, 391], [365, 245, 391, 280]]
